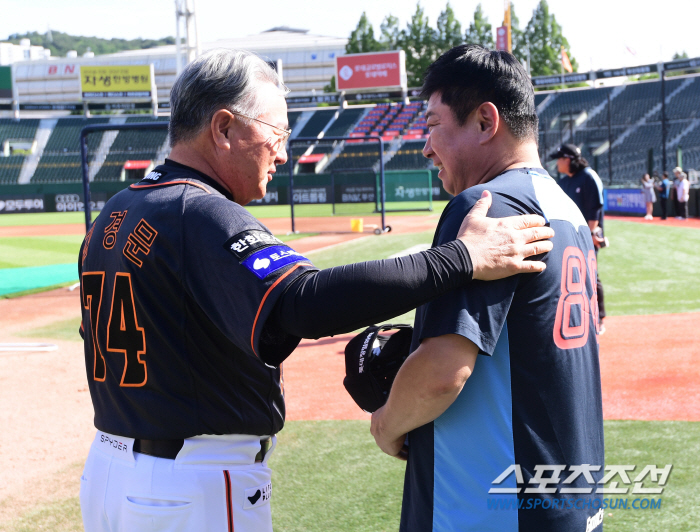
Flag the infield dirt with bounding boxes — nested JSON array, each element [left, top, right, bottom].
[[1, 214, 698, 528]]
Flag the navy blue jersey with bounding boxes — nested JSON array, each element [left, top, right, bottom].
[[78, 160, 317, 439], [558, 167, 604, 230], [401, 169, 604, 532]]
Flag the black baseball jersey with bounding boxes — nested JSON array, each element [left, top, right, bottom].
[[401, 169, 604, 532], [78, 160, 317, 439], [558, 167, 604, 229]]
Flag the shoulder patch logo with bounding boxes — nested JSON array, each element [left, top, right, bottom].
[[224, 229, 284, 261], [253, 257, 270, 270], [242, 245, 310, 279]]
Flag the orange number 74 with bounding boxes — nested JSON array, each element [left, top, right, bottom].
[[81, 272, 147, 387]]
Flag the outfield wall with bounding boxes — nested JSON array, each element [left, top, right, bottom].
[[0, 170, 454, 214], [0, 176, 696, 217]]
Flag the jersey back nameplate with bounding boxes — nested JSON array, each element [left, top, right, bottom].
[[241, 245, 310, 279], [224, 230, 284, 261]]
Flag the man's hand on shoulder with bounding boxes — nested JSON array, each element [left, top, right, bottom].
[[458, 190, 554, 281]]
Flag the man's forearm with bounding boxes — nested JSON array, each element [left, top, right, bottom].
[[371, 335, 478, 456]]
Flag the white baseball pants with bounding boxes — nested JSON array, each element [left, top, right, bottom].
[[80, 431, 276, 532]]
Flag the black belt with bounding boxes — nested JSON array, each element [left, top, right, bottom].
[[133, 437, 271, 461]]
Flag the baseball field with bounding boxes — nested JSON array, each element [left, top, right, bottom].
[[1, 208, 699, 531]]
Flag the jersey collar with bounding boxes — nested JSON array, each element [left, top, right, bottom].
[[163, 159, 234, 200]]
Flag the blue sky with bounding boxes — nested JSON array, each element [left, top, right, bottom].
[[2, 0, 696, 71]]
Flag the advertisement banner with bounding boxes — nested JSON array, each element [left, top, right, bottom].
[[54, 193, 108, 213], [81, 65, 152, 98], [496, 26, 509, 51], [604, 189, 646, 214], [336, 51, 406, 91], [0, 195, 44, 214], [292, 186, 330, 204], [0, 66, 12, 99]]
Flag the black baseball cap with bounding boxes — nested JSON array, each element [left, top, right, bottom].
[[549, 143, 581, 160]]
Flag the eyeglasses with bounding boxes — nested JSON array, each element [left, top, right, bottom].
[[231, 111, 292, 148]]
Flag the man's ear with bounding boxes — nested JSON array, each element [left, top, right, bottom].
[[475, 102, 499, 144], [211, 109, 234, 149]]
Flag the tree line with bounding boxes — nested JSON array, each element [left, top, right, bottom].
[[344, 0, 576, 88], [5, 31, 175, 58]]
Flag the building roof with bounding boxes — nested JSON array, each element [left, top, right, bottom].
[[102, 29, 347, 58]]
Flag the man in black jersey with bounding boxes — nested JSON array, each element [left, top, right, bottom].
[[552, 143, 607, 334], [78, 48, 553, 532]]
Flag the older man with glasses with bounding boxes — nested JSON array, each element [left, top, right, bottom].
[[77, 48, 554, 532]]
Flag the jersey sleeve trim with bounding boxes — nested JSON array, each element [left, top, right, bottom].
[[129, 181, 212, 194], [250, 262, 312, 357]]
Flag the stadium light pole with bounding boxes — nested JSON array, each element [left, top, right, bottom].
[[607, 92, 613, 185], [661, 67, 667, 174]]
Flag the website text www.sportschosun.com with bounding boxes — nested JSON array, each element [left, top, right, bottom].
[[486, 497, 663, 511]]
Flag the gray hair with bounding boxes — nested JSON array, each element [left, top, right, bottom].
[[169, 49, 284, 146]]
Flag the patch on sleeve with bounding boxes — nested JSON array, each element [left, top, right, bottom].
[[241, 245, 310, 279], [224, 230, 284, 261], [142, 169, 166, 182]]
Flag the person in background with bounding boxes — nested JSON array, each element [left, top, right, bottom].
[[674, 167, 690, 219], [642, 173, 656, 220], [552, 143, 607, 334], [655, 171, 671, 220]]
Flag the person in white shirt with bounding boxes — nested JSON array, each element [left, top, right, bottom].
[[673, 167, 690, 219]]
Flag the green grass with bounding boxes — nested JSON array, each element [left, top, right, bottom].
[[245, 201, 447, 219], [2, 420, 696, 532], [0, 236, 84, 269], [0, 212, 97, 227], [4, 216, 700, 531], [0, 498, 83, 532], [270, 421, 405, 532], [599, 220, 700, 315], [17, 316, 82, 341], [601, 421, 700, 532]]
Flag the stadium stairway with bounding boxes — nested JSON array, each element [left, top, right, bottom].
[[17, 118, 56, 184], [88, 116, 128, 181]]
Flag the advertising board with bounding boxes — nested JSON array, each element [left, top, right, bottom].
[[604, 189, 645, 214], [0, 66, 12, 99], [336, 51, 406, 91], [80, 65, 152, 98]]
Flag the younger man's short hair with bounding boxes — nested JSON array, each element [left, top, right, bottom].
[[421, 44, 539, 140]]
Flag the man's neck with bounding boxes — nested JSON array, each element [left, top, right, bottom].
[[480, 140, 543, 182], [168, 143, 229, 193]]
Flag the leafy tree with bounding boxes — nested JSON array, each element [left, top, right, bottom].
[[464, 4, 494, 48], [346, 12, 382, 54], [524, 0, 577, 76], [380, 15, 401, 50], [399, 3, 438, 88], [672, 51, 689, 60], [323, 75, 336, 93], [5, 30, 174, 57], [436, 2, 463, 51]]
